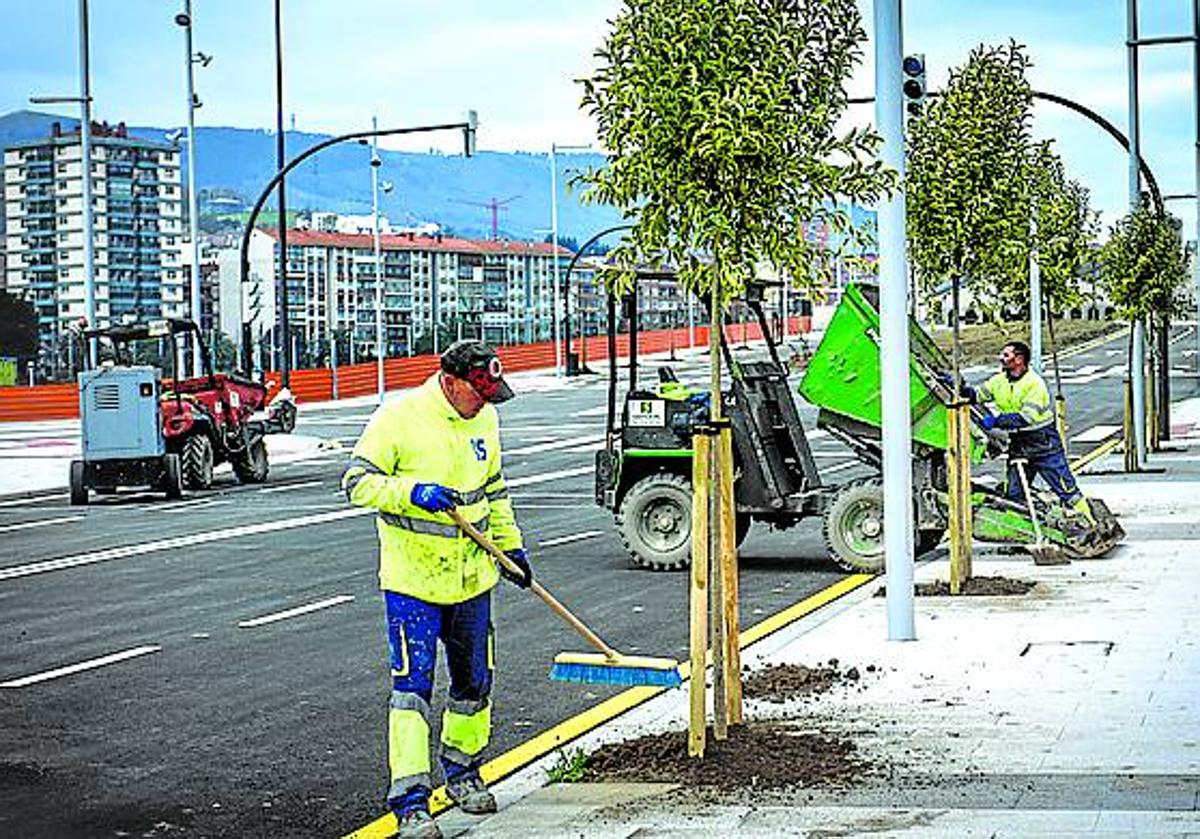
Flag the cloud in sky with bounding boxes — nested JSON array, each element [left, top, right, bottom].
[[1, 0, 1195, 236]]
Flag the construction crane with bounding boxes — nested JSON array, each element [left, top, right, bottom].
[[451, 194, 521, 239]]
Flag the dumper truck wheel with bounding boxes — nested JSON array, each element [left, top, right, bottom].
[[823, 479, 886, 573], [233, 439, 269, 484], [617, 473, 693, 571], [181, 434, 214, 490], [69, 460, 88, 506], [162, 453, 183, 500]]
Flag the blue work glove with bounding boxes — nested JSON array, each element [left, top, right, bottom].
[[500, 548, 533, 589], [978, 414, 998, 431], [410, 483, 460, 513]]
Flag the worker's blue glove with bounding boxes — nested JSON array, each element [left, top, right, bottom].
[[978, 414, 998, 431], [410, 483, 460, 513], [500, 548, 533, 589]]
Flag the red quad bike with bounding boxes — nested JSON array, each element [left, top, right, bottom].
[[70, 319, 296, 503]]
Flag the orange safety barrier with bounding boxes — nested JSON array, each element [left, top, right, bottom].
[[0, 319, 806, 421]]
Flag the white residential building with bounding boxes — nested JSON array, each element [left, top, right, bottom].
[[3, 121, 185, 369]]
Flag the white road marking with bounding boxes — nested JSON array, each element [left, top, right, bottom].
[[539, 530, 605, 548], [821, 461, 861, 476], [571, 405, 608, 418], [1072, 424, 1121, 444], [0, 493, 68, 508], [1, 645, 162, 689], [258, 480, 323, 494], [0, 508, 371, 582], [507, 466, 594, 487], [237, 595, 355, 628], [152, 498, 229, 513], [506, 434, 606, 456], [1061, 364, 1125, 384], [0, 515, 84, 534]]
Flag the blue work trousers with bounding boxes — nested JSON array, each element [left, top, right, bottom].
[[1005, 426, 1083, 507], [384, 590, 493, 816]]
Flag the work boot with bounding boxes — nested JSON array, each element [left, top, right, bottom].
[[445, 772, 497, 815], [394, 809, 442, 839]]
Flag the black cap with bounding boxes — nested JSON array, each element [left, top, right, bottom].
[[440, 340, 515, 404]]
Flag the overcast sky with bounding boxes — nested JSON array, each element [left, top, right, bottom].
[[2, 0, 1196, 236]]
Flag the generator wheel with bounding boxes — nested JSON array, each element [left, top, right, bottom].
[[69, 460, 88, 506], [823, 479, 886, 573], [617, 473, 693, 571], [162, 453, 183, 500], [181, 434, 214, 490], [233, 439, 269, 484]]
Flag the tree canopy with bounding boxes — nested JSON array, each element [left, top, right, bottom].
[[906, 42, 1034, 309], [1099, 203, 1190, 322], [577, 0, 894, 302]]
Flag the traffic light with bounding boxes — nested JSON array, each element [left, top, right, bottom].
[[902, 53, 926, 117]]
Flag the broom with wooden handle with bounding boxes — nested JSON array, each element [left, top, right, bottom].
[[447, 508, 682, 688]]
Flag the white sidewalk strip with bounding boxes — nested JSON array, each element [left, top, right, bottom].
[[258, 481, 323, 494], [539, 530, 604, 548], [1071, 424, 1122, 444], [237, 595, 355, 628], [0, 508, 371, 582], [0, 515, 84, 533], [1, 645, 162, 689]]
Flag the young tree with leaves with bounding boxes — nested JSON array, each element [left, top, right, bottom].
[[1099, 204, 1189, 322], [906, 42, 1034, 320]]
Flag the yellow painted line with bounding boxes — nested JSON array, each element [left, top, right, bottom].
[[342, 572, 876, 839], [1071, 436, 1124, 473]]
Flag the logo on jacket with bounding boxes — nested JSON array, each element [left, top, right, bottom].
[[471, 438, 487, 461]]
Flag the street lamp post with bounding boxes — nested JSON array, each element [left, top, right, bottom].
[[549, 142, 591, 377], [238, 116, 478, 374], [175, 2, 208, 377], [369, 116, 386, 404]]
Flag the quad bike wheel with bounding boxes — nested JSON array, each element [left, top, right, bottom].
[[617, 473, 693, 571], [233, 439, 269, 484], [181, 434, 214, 490]]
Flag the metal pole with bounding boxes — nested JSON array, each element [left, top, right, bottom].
[[77, 0, 96, 349], [372, 116, 384, 403], [550, 144, 562, 376], [182, 0, 203, 376], [274, 0, 289, 385], [1127, 0, 1147, 467], [1194, 0, 1200, 368], [1029, 213, 1043, 374], [875, 0, 915, 641], [781, 275, 789, 341]]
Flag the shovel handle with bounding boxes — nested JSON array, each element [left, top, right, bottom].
[[1012, 458, 1044, 545], [447, 508, 619, 660]]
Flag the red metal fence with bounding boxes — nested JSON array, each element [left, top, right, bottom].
[[0, 318, 807, 422]]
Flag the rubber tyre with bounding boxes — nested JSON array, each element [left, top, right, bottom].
[[69, 460, 88, 506], [162, 453, 183, 500], [616, 473, 694, 571], [823, 479, 886, 573], [181, 434, 214, 490], [735, 513, 752, 548], [915, 527, 945, 556], [233, 439, 269, 484]]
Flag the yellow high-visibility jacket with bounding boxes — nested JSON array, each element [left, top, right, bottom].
[[976, 368, 1055, 431], [341, 374, 522, 604]]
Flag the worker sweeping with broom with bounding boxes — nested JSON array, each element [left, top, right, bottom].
[[341, 340, 531, 839]]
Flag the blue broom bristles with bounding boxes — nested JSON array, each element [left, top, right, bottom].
[[549, 660, 683, 688]]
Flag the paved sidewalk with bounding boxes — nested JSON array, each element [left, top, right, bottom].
[[430, 407, 1200, 837]]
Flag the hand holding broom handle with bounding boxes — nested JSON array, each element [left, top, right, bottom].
[[447, 508, 620, 661]]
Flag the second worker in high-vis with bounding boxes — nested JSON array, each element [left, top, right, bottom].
[[342, 340, 532, 839]]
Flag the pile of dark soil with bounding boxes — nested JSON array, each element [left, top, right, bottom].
[[584, 721, 862, 789], [877, 576, 1035, 597], [742, 660, 870, 704]]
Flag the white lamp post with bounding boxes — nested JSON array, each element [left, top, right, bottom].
[[548, 142, 592, 376]]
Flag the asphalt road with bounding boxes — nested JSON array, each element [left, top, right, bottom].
[[0, 328, 1195, 839]]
